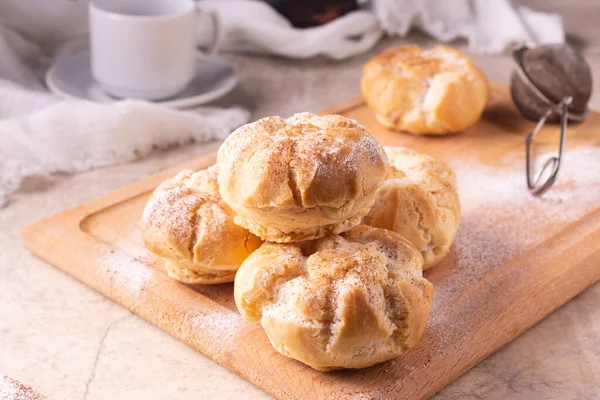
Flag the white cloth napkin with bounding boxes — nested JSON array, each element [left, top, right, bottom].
[[372, 0, 565, 54], [195, 0, 564, 58], [0, 79, 248, 207], [195, 1, 383, 60]]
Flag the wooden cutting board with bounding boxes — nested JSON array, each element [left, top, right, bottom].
[[22, 83, 600, 399]]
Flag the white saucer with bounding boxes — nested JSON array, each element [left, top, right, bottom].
[[45, 50, 238, 109]]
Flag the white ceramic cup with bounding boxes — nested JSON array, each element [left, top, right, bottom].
[[89, 0, 220, 100]]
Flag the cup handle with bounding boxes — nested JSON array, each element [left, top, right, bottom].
[[196, 9, 222, 58]]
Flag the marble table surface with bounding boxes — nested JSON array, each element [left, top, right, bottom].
[[1, 1, 599, 399]]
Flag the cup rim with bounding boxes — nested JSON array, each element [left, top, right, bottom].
[[89, 0, 194, 22]]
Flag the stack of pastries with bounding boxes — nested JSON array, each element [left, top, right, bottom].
[[141, 111, 461, 371], [138, 44, 485, 369]]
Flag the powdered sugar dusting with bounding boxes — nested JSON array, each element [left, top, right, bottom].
[[97, 242, 245, 347], [415, 145, 600, 363], [188, 309, 244, 346], [430, 145, 600, 307], [99, 248, 154, 302]]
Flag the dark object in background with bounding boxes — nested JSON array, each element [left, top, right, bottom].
[[511, 43, 592, 122], [262, 0, 358, 28]]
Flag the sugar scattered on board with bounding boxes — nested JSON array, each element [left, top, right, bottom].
[[98, 228, 245, 345], [424, 145, 600, 350], [99, 248, 154, 300], [448, 146, 600, 290], [188, 310, 244, 344]]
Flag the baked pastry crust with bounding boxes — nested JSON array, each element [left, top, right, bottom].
[[361, 45, 489, 135], [217, 113, 390, 243], [140, 166, 262, 284], [234, 225, 433, 371], [363, 146, 460, 269]]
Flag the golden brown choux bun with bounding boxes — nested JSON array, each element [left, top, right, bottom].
[[234, 225, 433, 371], [363, 146, 460, 269], [217, 113, 390, 243], [140, 166, 262, 284], [361, 45, 489, 135]]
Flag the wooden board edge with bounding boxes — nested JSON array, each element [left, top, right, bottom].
[[21, 152, 217, 244], [318, 96, 365, 116]]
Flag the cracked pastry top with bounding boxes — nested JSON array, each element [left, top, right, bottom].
[[361, 45, 489, 135], [140, 165, 262, 284], [234, 225, 433, 371], [217, 113, 390, 243], [363, 146, 460, 269]]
